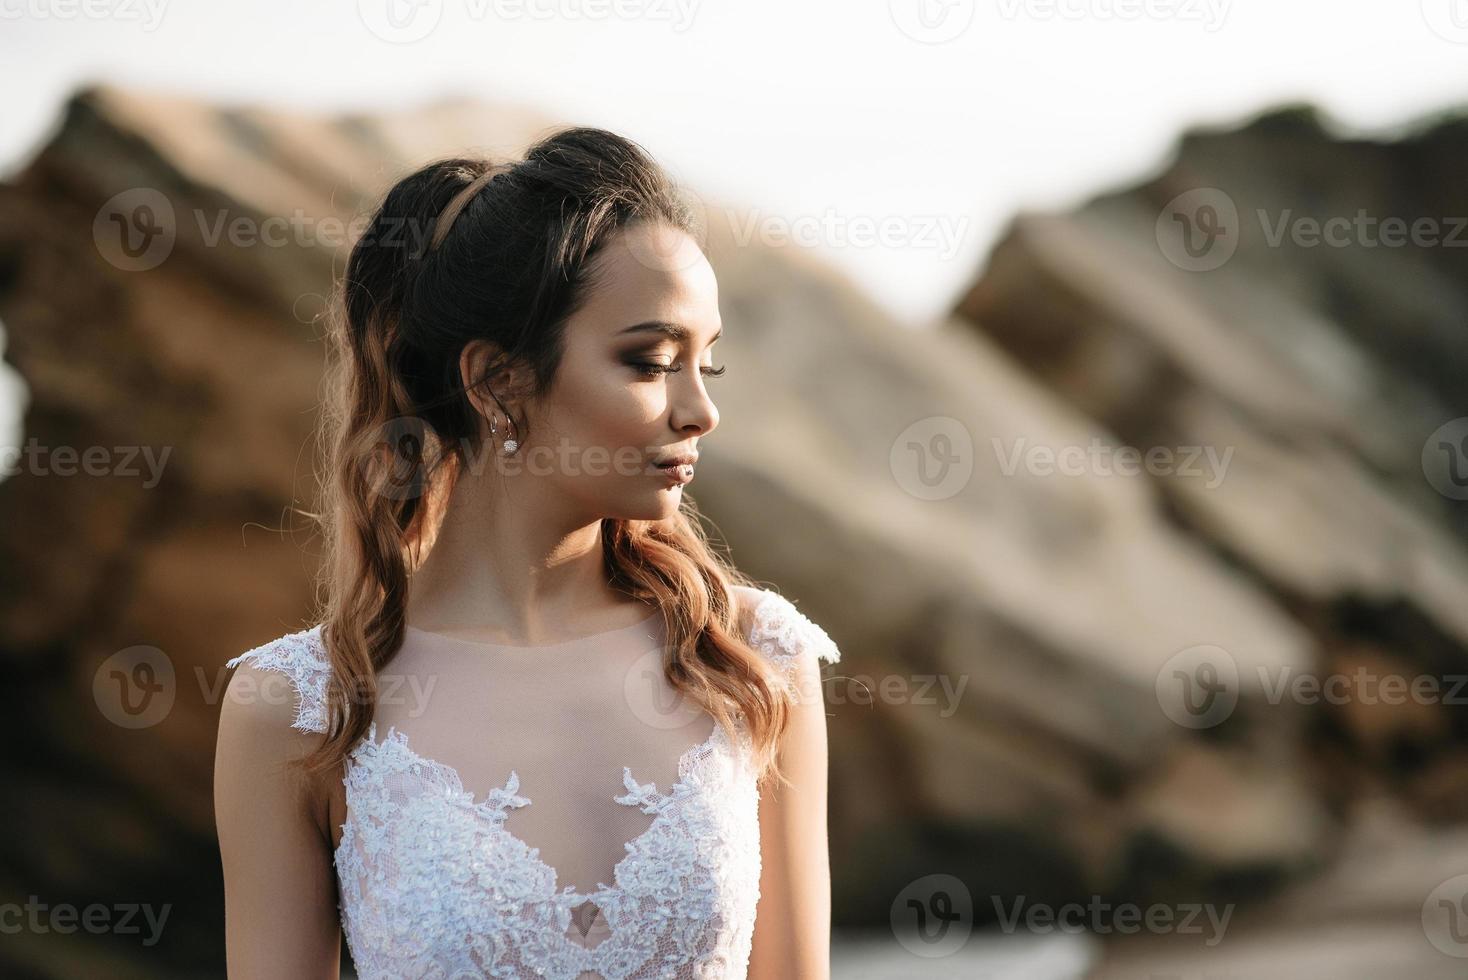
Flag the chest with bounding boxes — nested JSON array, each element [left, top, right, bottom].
[[321, 719, 765, 979]]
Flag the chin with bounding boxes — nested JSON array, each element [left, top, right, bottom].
[[649, 488, 684, 517]]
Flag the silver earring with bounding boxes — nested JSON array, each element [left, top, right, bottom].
[[502, 415, 519, 456]]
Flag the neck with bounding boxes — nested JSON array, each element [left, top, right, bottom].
[[403, 460, 623, 639]]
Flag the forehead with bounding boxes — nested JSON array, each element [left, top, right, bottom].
[[578, 222, 720, 339]]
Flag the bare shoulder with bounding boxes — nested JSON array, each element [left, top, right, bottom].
[[216, 626, 333, 798], [218, 663, 317, 759], [215, 630, 342, 973]]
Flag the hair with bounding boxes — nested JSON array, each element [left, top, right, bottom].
[[297, 126, 798, 788]]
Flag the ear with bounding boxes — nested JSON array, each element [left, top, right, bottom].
[[459, 339, 522, 425]]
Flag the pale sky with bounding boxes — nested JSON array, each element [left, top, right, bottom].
[[2, 0, 1467, 444], [5, 0, 1468, 322]]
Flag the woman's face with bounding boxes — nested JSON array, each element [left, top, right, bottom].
[[491, 220, 723, 521]]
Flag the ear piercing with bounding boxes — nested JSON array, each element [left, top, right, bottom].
[[490, 413, 519, 456]]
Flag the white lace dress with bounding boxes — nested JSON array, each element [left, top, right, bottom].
[[225, 585, 840, 980]]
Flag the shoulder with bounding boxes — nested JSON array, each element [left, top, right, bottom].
[[730, 586, 841, 698], [215, 627, 334, 853], [223, 624, 331, 735]]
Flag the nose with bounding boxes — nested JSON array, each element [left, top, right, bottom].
[[670, 369, 719, 436]]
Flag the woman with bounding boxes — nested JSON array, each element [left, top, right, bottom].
[[214, 126, 840, 979]]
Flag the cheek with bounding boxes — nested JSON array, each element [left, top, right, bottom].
[[558, 370, 663, 449]]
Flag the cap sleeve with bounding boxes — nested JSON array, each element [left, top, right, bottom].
[[225, 624, 331, 734], [739, 587, 841, 703]]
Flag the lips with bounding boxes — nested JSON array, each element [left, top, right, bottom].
[[654, 454, 697, 485]]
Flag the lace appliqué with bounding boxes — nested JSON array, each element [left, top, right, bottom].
[[745, 589, 842, 704], [333, 718, 759, 979], [224, 625, 330, 733], [225, 587, 839, 979]]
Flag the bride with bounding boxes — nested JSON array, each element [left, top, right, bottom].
[[214, 126, 839, 979]]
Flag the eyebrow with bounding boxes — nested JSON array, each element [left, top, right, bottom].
[[617, 320, 722, 345]]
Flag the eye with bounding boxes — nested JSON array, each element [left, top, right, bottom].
[[629, 362, 727, 379]]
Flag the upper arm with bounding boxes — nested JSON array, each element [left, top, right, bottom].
[[743, 589, 838, 980], [214, 662, 341, 978]]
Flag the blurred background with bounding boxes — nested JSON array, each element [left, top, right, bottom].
[[4, 2, 1468, 977]]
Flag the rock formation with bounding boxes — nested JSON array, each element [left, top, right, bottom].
[[1, 88, 1462, 975]]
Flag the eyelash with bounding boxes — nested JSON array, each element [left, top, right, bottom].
[[631, 362, 726, 379]]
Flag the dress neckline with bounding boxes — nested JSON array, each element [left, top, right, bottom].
[[402, 607, 662, 652], [338, 712, 737, 905]]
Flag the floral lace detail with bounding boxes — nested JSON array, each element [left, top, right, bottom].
[[745, 589, 842, 704], [334, 718, 758, 979], [226, 587, 839, 979], [224, 624, 330, 733]]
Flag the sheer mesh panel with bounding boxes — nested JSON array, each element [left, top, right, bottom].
[[226, 585, 841, 979]]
